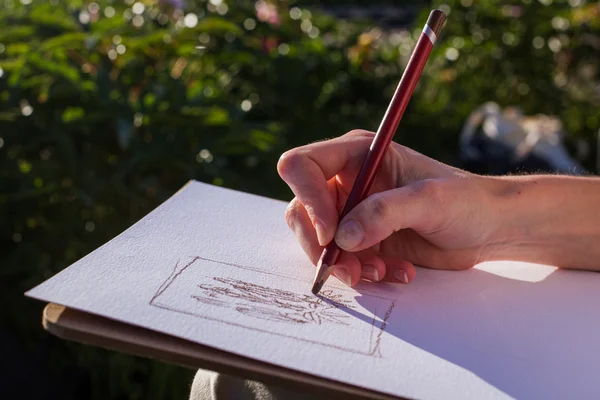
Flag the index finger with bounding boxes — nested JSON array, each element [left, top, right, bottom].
[[277, 130, 374, 245]]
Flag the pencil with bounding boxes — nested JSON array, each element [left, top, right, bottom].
[[311, 9, 446, 295]]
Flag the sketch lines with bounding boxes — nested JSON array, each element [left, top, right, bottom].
[[192, 277, 355, 326], [368, 302, 395, 357], [150, 256, 396, 357]]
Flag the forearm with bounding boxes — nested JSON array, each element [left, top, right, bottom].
[[485, 174, 600, 271]]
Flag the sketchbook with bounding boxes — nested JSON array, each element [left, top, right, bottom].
[[26, 180, 600, 400]]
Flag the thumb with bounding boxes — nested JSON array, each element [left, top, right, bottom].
[[334, 180, 443, 252]]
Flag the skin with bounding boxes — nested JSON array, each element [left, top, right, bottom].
[[277, 130, 600, 287]]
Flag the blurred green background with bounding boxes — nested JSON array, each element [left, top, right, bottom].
[[1, 0, 599, 399]]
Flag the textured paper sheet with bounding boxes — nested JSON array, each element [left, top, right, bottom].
[[26, 181, 600, 399]]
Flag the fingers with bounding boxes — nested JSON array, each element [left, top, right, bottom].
[[353, 252, 416, 285], [286, 196, 367, 285], [277, 130, 374, 246], [285, 197, 322, 265], [286, 197, 415, 286], [356, 252, 386, 283], [332, 251, 415, 286], [334, 180, 444, 252], [379, 256, 417, 284], [331, 252, 362, 286]]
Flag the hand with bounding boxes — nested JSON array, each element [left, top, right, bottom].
[[277, 130, 503, 286]]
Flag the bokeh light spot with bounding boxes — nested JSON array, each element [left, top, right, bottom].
[[79, 11, 90, 24], [104, 6, 115, 18], [132, 2, 144, 14], [548, 37, 561, 52], [290, 7, 301, 20], [445, 47, 459, 61], [244, 18, 256, 30], [278, 43, 290, 55], [132, 15, 144, 27], [241, 100, 252, 112], [85, 221, 96, 232], [184, 13, 198, 28]]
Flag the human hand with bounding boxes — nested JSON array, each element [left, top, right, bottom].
[[277, 130, 503, 287]]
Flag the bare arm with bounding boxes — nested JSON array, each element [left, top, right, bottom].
[[486, 175, 600, 271]]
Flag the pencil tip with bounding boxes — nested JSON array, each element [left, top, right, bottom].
[[311, 280, 324, 295], [311, 263, 330, 295]]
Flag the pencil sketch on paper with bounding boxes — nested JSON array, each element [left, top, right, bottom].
[[192, 277, 355, 326], [149, 256, 395, 357]]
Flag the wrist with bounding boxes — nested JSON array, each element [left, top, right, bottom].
[[481, 174, 600, 271]]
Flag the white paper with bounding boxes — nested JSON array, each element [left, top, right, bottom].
[[26, 181, 600, 400]]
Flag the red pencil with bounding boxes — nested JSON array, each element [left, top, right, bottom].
[[311, 9, 446, 295]]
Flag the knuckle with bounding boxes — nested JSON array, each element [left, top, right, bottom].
[[364, 193, 389, 223], [415, 179, 446, 207], [284, 198, 301, 229], [277, 149, 305, 180], [346, 129, 375, 140]]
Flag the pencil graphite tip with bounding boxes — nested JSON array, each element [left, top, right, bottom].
[[311, 280, 324, 295], [311, 264, 330, 295]]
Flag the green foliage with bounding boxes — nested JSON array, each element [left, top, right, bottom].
[[1, 0, 598, 399], [414, 0, 600, 158]]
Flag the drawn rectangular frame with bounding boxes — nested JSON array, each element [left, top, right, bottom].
[[150, 256, 396, 357]]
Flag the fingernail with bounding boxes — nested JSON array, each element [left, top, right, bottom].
[[393, 270, 409, 284], [335, 219, 365, 249], [333, 266, 352, 286], [362, 265, 379, 282], [314, 220, 327, 246]]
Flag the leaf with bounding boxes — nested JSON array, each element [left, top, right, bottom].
[[20, 75, 53, 89], [91, 16, 127, 33], [0, 26, 36, 42], [250, 129, 277, 151], [204, 106, 230, 125], [126, 31, 171, 50], [80, 80, 97, 92], [62, 106, 85, 123], [7, 61, 27, 86], [5, 43, 30, 56], [27, 53, 81, 84], [40, 32, 89, 52], [0, 110, 19, 121], [30, 5, 79, 32], [176, 43, 197, 57], [196, 17, 242, 35], [0, 58, 24, 71]]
